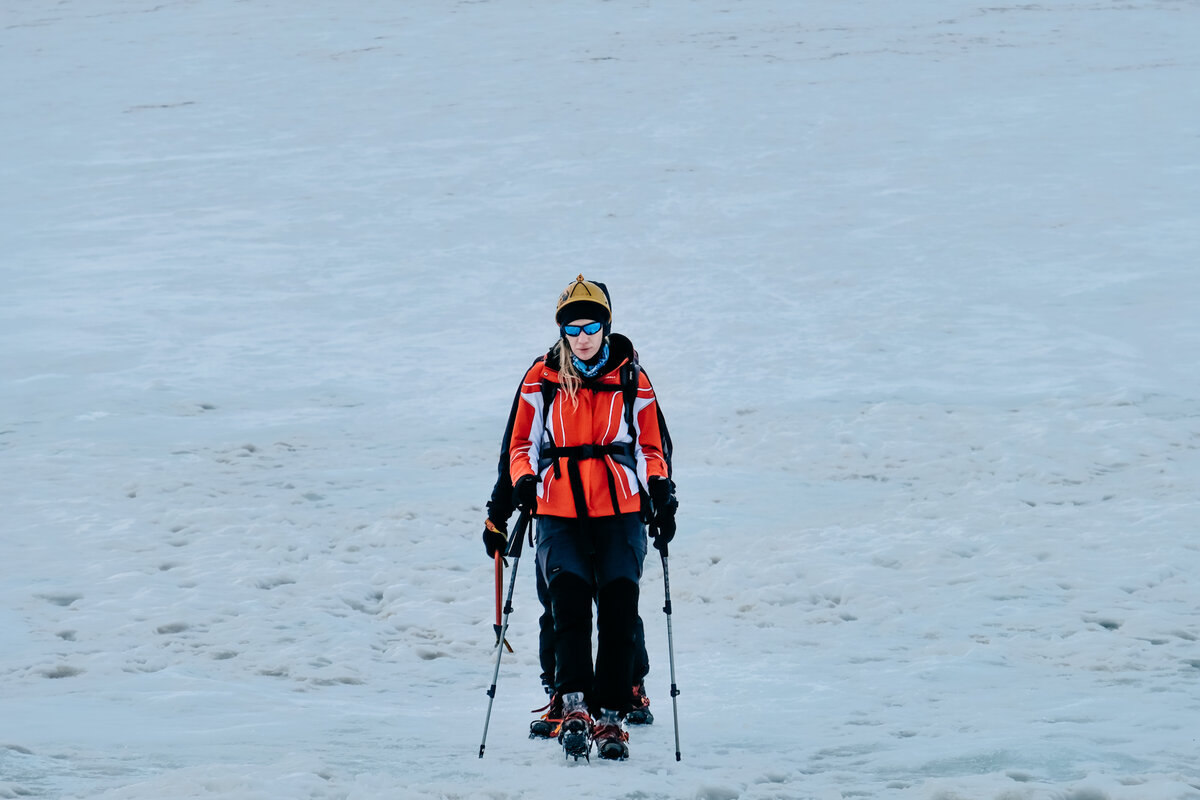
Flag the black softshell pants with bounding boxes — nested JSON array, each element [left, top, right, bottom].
[[536, 560, 649, 692], [536, 512, 647, 714]]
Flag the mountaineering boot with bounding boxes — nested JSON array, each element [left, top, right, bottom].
[[626, 682, 654, 725], [557, 692, 592, 760], [593, 709, 630, 761], [529, 692, 563, 739]]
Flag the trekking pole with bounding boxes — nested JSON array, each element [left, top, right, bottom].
[[655, 526, 682, 761], [479, 509, 531, 758]]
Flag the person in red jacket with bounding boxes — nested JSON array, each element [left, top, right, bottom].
[[487, 275, 677, 761]]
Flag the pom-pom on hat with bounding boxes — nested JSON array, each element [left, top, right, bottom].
[[555, 274, 612, 325]]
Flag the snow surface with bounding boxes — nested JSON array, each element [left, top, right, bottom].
[[3, 1, 1200, 798]]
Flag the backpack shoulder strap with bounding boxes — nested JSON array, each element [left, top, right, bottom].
[[621, 357, 641, 438], [540, 376, 558, 411]]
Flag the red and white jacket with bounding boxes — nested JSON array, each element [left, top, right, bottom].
[[508, 335, 668, 519]]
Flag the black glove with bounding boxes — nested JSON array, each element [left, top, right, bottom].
[[648, 477, 677, 552], [482, 519, 508, 559], [512, 474, 538, 512]]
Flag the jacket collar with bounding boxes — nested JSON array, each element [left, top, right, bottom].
[[543, 333, 635, 382]]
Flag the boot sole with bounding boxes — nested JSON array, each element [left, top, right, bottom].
[[597, 740, 629, 760]]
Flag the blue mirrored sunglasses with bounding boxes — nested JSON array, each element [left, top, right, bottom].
[[561, 321, 604, 337]]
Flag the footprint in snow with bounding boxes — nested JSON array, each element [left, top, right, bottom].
[[36, 593, 82, 607]]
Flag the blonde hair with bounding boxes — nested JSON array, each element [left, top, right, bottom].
[[550, 338, 582, 406]]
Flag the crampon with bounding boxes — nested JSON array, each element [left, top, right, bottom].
[[557, 710, 593, 761], [626, 682, 654, 726]]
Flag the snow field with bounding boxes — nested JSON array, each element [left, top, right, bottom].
[[4, 1, 1200, 798]]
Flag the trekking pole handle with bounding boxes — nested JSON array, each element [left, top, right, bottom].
[[505, 509, 532, 560], [651, 523, 669, 559], [494, 553, 502, 626]]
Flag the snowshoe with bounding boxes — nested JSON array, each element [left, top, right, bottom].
[[626, 682, 654, 726], [529, 693, 563, 739], [557, 710, 593, 761], [593, 719, 630, 761]]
